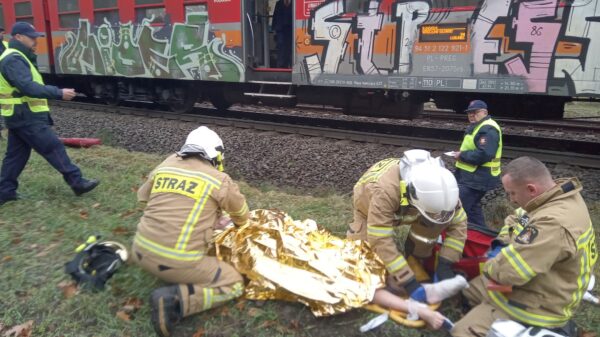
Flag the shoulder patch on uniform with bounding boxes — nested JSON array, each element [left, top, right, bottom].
[[515, 226, 538, 244], [479, 137, 487, 146]]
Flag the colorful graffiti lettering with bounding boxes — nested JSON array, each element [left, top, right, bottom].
[[58, 12, 244, 82], [298, 0, 600, 96]]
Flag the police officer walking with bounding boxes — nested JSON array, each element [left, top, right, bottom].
[[132, 126, 250, 337], [0, 22, 99, 206], [453, 100, 502, 233], [347, 150, 468, 304], [0, 26, 7, 137]]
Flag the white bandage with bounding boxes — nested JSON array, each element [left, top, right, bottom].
[[406, 299, 426, 321], [423, 275, 468, 304]]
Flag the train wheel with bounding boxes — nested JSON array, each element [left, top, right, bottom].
[[209, 91, 233, 111], [104, 83, 120, 106], [169, 87, 197, 113]]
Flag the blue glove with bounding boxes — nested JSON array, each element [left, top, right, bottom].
[[410, 285, 427, 302], [487, 240, 506, 259]]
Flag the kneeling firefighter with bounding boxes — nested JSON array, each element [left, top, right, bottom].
[[131, 126, 250, 337], [347, 150, 468, 303]]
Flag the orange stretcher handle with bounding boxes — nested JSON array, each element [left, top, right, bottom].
[[487, 280, 513, 293]]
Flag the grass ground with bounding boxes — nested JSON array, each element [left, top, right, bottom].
[[0, 140, 599, 337]]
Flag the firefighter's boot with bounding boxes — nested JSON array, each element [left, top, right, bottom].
[[150, 286, 182, 337]]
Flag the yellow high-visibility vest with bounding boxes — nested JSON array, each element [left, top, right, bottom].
[[455, 118, 502, 176], [0, 48, 49, 117]]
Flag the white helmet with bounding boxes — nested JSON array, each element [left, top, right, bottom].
[[400, 149, 445, 179], [178, 126, 225, 170], [406, 163, 459, 225]]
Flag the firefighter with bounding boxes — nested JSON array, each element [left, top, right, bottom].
[[452, 157, 596, 337], [131, 126, 250, 337], [347, 149, 468, 304], [452, 100, 502, 233]]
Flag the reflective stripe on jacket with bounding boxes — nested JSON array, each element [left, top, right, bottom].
[[484, 178, 596, 327], [456, 118, 502, 176], [0, 48, 49, 117], [134, 154, 250, 264]]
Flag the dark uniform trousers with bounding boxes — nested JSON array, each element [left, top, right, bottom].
[[0, 123, 82, 199], [458, 184, 487, 232], [131, 245, 244, 317]]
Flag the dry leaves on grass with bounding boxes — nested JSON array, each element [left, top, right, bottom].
[[289, 319, 301, 330], [112, 226, 130, 236], [35, 243, 59, 257], [120, 209, 141, 219], [2, 320, 33, 337], [121, 297, 143, 312], [91, 203, 101, 209], [79, 210, 89, 220], [116, 310, 131, 322], [57, 280, 79, 299], [1, 256, 12, 263], [581, 331, 597, 337], [192, 328, 205, 337], [246, 307, 263, 318]]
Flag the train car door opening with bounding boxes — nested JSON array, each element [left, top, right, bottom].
[[244, 0, 292, 69]]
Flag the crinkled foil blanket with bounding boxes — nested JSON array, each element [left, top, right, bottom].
[[214, 209, 386, 316]]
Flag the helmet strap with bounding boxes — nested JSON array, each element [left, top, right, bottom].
[[216, 152, 224, 171]]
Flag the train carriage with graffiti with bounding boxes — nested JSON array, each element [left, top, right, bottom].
[[0, 0, 598, 118]]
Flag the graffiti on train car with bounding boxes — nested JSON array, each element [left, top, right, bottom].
[[299, 0, 600, 95], [58, 12, 244, 82]]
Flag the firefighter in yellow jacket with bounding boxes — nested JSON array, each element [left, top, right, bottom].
[[347, 149, 468, 303], [131, 126, 250, 337], [452, 156, 596, 336]]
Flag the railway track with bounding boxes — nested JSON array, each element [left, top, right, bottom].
[[54, 100, 600, 169]]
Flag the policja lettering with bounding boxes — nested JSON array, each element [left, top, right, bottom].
[[152, 173, 201, 198]]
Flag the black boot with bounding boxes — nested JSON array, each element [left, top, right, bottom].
[[71, 179, 100, 196], [150, 286, 182, 337]]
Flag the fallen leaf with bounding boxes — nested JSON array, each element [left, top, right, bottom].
[[581, 331, 597, 337], [35, 243, 59, 257], [130, 186, 138, 193], [234, 299, 246, 311], [29, 244, 37, 250], [120, 209, 137, 219], [79, 210, 89, 220], [258, 320, 276, 329], [191, 328, 205, 337], [91, 203, 101, 209], [247, 307, 263, 318], [10, 238, 21, 245], [121, 297, 143, 312], [112, 226, 130, 236], [116, 310, 131, 322], [2, 320, 33, 337], [219, 306, 230, 317], [289, 319, 301, 330], [1, 256, 12, 263], [57, 280, 78, 299]]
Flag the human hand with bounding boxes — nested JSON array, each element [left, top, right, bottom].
[[62, 88, 77, 101], [453, 151, 461, 159], [215, 216, 233, 230], [417, 307, 448, 330]]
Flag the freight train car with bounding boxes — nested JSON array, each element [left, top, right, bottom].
[[0, 0, 598, 119]]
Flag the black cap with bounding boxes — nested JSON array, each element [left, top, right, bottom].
[[11, 22, 44, 38]]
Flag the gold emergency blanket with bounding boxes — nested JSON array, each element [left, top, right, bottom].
[[214, 209, 386, 316]]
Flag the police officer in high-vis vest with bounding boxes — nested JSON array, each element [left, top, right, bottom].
[[452, 156, 596, 337], [132, 126, 250, 337], [0, 26, 7, 137], [347, 150, 468, 304], [453, 100, 502, 233], [0, 22, 99, 206]]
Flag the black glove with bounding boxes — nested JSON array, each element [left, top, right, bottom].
[[434, 257, 455, 282]]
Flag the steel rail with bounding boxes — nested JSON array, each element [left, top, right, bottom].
[[52, 101, 600, 169]]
